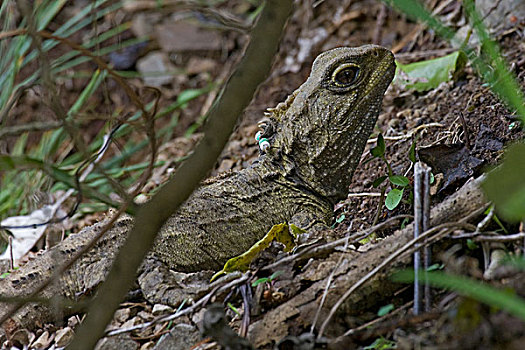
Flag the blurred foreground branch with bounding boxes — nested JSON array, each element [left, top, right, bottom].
[[68, 1, 293, 348]]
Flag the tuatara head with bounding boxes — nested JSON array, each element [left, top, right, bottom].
[[262, 45, 396, 204]]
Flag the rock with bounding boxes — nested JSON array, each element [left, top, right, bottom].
[[67, 315, 80, 328], [453, 0, 525, 48], [138, 310, 154, 322], [131, 13, 162, 38], [109, 42, 148, 70], [186, 57, 216, 75], [114, 308, 131, 323], [96, 334, 139, 350], [55, 327, 74, 347], [121, 316, 142, 329], [137, 52, 176, 87], [10, 328, 34, 348], [475, 0, 525, 33], [140, 341, 155, 350], [217, 159, 235, 173], [155, 21, 222, 52], [153, 323, 200, 350], [192, 308, 206, 325], [32, 330, 52, 349], [152, 304, 173, 316]]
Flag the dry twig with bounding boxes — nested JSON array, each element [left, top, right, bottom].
[[105, 273, 249, 337], [262, 215, 412, 272], [317, 218, 479, 339]]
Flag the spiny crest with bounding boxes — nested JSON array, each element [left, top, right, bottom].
[[263, 89, 299, 121]]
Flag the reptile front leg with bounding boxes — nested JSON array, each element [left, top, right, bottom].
[[137, 256, 214, 307]]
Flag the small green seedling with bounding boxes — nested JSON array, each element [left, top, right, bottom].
[[227, 302, 241, 316], [331, 213, 346, 228], [377, 303, 395, 317], [363, 336, 397, 350], [252, 271, 283, 287], [369, 134, 412, 210]]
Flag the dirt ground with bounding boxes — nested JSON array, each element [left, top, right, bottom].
[[2, 0, 525, 349]]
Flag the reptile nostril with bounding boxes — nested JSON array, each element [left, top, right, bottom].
[[373, 50, 379, 57]]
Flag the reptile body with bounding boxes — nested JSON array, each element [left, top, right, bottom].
[[0, 45, 395, 329]]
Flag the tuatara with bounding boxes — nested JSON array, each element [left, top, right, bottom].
[[0, 45, 395, 330]]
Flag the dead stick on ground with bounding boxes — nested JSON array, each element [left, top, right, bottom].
[[263, 215, 412, 271], [413, 161, 431, 314], [317, 222, 471, 339], [316, 176, 488, 339]]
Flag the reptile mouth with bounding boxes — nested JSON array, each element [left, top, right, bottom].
[[361, 51, 396, 101], [377, 51, 396, 83]]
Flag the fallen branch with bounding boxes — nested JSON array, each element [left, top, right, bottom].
[[248, 175, 488, 347]]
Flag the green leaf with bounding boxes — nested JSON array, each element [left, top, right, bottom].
[[389, 175, 410, 187], [363, 337, 397, 350], [289, 223, 306, 237], [251, 271, 283, 287], [0, 155, 119, 208], [462, 0, 525, 123], [68, 69, 106, 118], [372, 175, 387, 188], [177, 89, 206, 105], [377, 304, 394, 317], [371, 133, 385, 158], [227, 303, 240, 316], [269, 270, 283, 281], [252, 277, 270, 287], [0, 229, 13, 255], [392, 270, 525, 321], [408, 139, 417, 163], [426, 263, 443, 272], [385, 188, 404, 210], [482, 143, 525, 222], [400, 217, 410, 229], [466, 239, 478, 250], [394, 51, 467, 92], [35, 0, 68, 31], [12, 133, 28, 155], [336, 214, 345, 224]]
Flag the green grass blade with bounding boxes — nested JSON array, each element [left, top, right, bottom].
[[463, 0, 525, 121], [35, 129, 67, 160], [387, 0, 525, 122], [34, 0, 68, 30], [393, 270, 525, 320], [68, 69, 106, 118], [55, 1, 122, 38], [51, 22, 132, 69], [12, 133, 28, 156], [385, 0, 455, 40], [52, 37, 147, 75], [53, 0, 112, 37], [0, 155, 119, 208]]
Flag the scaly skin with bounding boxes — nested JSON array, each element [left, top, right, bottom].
[[0, 45, 395, 330]]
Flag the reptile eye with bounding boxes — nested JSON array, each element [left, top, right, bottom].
[[332, 64, 360, 86]]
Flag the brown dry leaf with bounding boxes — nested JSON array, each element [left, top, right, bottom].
[[418, 143, 483, 192]]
